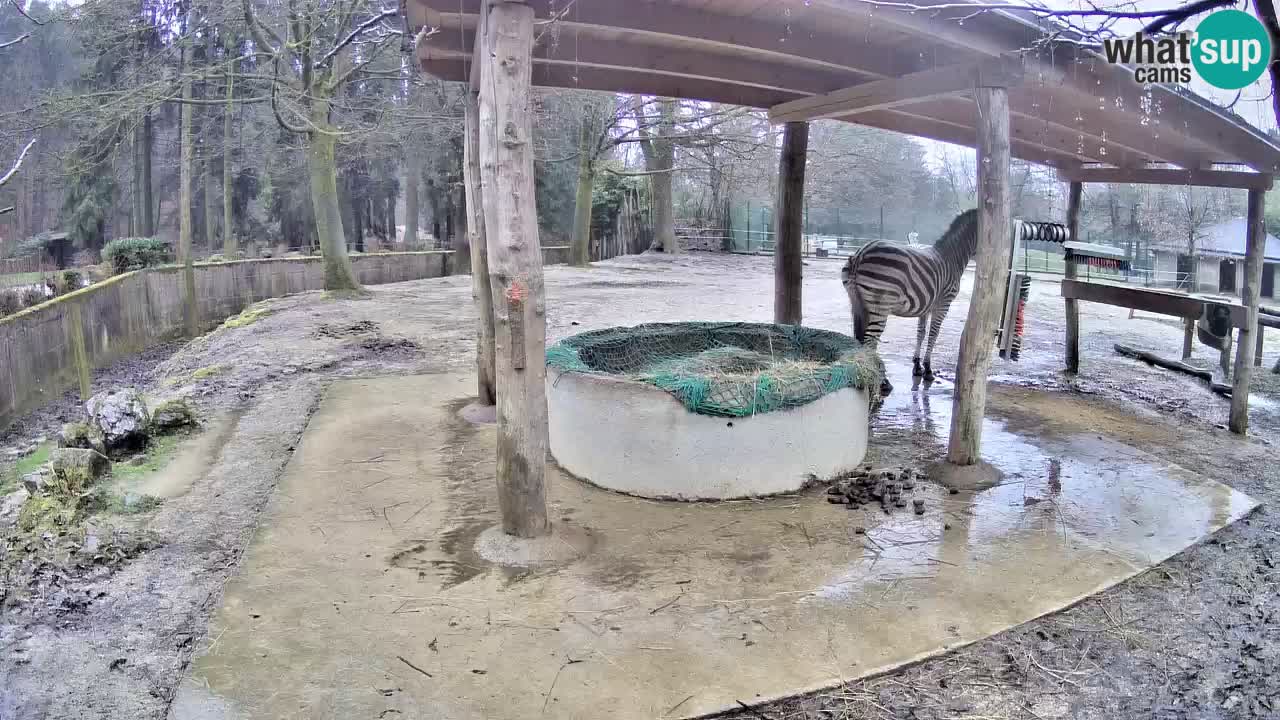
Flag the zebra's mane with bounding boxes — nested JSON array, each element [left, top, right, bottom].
[[932, 209, 980, 267]]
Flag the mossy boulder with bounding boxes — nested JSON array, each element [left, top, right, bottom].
[[150, 398, 198, 432], [49, 448, 111, 495], [59, 421, 107, 455]]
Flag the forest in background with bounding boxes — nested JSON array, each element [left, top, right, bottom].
[[0, 0, 1277, 276]]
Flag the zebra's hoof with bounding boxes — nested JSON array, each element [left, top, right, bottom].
[[923, 367, 935, 382], [912, 360, 924, 377]]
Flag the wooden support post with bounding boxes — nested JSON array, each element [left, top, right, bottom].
[[1183, 317, 1194, 360], [477, 0, 550, 537], [774, 121, 808, 326], [1063, 181, 1082, 374], [1256, 325, 1264, 367], [947, 85, 1011, 466], [1229, 188, 1267, 434], [464, 87, 496, 405]]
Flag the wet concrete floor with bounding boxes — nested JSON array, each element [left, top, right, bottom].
[[169, 372, 1256, 720]]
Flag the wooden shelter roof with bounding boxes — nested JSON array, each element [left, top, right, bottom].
[[409, 0, 1280, 178]]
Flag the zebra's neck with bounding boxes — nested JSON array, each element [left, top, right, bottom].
[[932, 210, 979, 274]]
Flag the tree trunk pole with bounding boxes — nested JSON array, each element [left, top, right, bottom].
[[222, 69, 236, 257], [1183, 317, 1195, 360], [464, 89, 496, 406], [451, 178, 472, 275], [307, 96, 363, 292], [405, 155, 420, 249], [478, 0, 549, 538], [570, 104, 595, 267], [773, 121, 808, 326], [179, 46, 198, 337], [1229, 188, 1267, 434], [947, 85, 1011, 466], [141, 113, 154, 237], [1064, 181, 1082, 374]]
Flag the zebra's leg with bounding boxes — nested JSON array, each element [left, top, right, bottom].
[[862, 312, 894, 397], [912, 314, 928, 377], [922, 302, 951, 381]]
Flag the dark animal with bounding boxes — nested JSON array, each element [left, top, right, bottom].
[[841, 209, 979, 391]]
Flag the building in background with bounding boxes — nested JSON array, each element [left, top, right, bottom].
[[1151, 219, 1280, 299]]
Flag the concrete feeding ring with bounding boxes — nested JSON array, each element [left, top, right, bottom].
[[545, 322, 878, 501]]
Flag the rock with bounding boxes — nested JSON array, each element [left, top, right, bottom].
[[150, 398, 198, 432], [59, 421, 107, 455], [913, 499, 926, 515], [86, 388, 151, 454], [0, 487, 30, 532], [49, 448, 111, 492], [21, 470, 50, 494]]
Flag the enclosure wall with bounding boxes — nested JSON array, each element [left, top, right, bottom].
[[0, 247, 572, 429]]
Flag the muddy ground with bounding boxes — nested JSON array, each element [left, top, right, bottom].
[[2, 251, 1279, 719]]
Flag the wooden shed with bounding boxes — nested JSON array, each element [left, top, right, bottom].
[[406, 0, 1280, 537]]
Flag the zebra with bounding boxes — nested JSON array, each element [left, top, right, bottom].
[[841, 208, 979, 392]]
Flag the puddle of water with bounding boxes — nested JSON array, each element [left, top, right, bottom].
[[111, 413, 241, 499], [807, 364, 1253, 602]]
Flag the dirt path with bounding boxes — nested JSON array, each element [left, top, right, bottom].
[[2, 251, 1278, 719]]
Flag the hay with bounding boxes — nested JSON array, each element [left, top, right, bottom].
[[546, 322, 881, 417]]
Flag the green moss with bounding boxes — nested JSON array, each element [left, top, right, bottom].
[[191, 364, 230, 380], [221, 302, 274, 329], [110, 433, 183, 481], [15, 443, 51, 477], [88, 488, 163, 515], [0, 442, 52, 495], [15, 493, 80, 535]]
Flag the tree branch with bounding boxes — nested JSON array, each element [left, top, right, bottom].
[[0, 32, 30, 51], [319, 9, 399, 67], [10, 0, 45, 25], [0, 137, 36, 188]]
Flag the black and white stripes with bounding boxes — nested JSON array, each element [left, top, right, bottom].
[[841, 209, 979, 383]]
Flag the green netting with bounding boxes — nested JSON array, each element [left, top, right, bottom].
[[546, 322, 882, 417]]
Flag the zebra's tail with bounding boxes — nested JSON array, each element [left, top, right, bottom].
[[842, 252, 869, 342]]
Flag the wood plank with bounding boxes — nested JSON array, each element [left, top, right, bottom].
[[774, 121, 808, 325], [1009, 86, 1212, 170], [1064, 181, 1082, 374], [948, 84, 1011, 466], [1230, 188, 1267, 434], [417, 0, 926, 78], [835, 0, 1280, 170], [424, 25, 876, 99], [477, 0, 550, 538], [1061, 279, 1249, 327], [1115, 344, 1233, 396], [768, 57, 1023, 124], [1058, 166, 1274, 191], [849, 108, 1083, 170]]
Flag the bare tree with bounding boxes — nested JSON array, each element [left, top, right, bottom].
[[241, 0, 401, 291]]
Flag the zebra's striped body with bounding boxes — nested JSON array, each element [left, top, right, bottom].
[[841, 209, 979, 385]]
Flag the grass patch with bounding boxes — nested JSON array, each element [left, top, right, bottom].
[[221, 301, 274, 329], [0, 442, 52, 495], [90, 489, 163, 515], [110, 433, 184, 481], [191, 364, 230, 380], [0, 271, 46, 286]]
